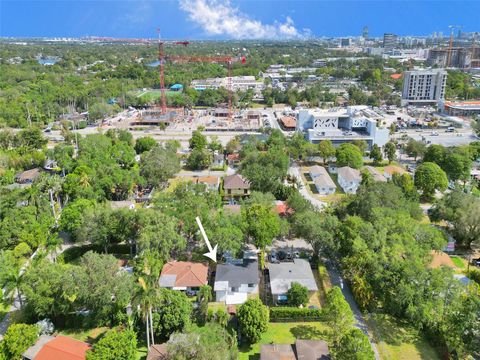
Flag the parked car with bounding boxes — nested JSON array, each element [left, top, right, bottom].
[[186, 290, 197, 297], [474, 258, 480, 267], [269, 251, 279, 264]]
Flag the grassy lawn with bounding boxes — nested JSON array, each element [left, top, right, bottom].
[[238, 322, 331, 360], [208, 302, 227, 313], [450, 256, 466, 269], [366, 314, 441, 360], [59, 326, 109, 344], [136, 345, 148, 360]]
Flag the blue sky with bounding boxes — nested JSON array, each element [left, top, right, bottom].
[[1, 0, 479, 39]]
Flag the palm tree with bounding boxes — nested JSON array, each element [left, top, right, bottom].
[[4, 271, 24, 310]]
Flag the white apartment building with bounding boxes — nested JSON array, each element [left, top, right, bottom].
[[401, 69, 447, 106], [190, 76, 264, 92]]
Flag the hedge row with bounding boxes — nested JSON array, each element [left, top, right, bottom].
[[269, 307, 325, 322]]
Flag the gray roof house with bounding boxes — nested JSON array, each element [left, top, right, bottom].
[[337, 166, 361, 194], [310, 166, 336, 195], [364, 166, 387, 182], [268, 259, 318, 304], [214, 259, 259, 305]]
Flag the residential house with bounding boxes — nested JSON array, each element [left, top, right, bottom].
[[186, 176, 220, 191], [274, 200, 294, 217], [364, 166, 387, 182], [212, 151, 225, 168], [268, 259, 318, 304], [309, 166, 336, 195], [159, 261, 208, 293], [223, 174, 250, 198], [23, 335, 90, 360], [260, 340, 330, 360], [337, 166, 361, 194], [15, 168, 41, 184], [383, 165, 406, 180], [227, 153, 241, 167], [214, 259, 259, 305]]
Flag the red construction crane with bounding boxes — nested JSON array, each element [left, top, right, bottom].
[[157, 29, 189, 115], [166, 55, 247, 121]]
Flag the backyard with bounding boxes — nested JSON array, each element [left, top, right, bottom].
[[366, 314, 443, 360], [238, 322, 332, 360]]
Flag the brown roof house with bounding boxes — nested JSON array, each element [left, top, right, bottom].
[[23, 335, 90, 360], [223, 174, 250, 198], [260, 340, 330, 360], [383, 165, 406, 181], [159, 261, 208, 292], [15, 168, 42, 184]]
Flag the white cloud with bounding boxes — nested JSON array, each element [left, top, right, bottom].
[[179, 0, 309, 39]]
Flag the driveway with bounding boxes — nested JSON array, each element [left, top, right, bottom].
[[288, 163, 327, 210], [326, 262, 381, 360]]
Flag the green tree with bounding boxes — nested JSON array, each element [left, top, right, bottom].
[[369, 144, 383, 165], [134, 136, 157, 154], [324, 287, 355, 344], [0, 324, 38, 360], [414, 162, 448, 200], [197, 285, 212, 324], [225, 137, 241, 154], [287, 282, 309, 307], [336, 328, 375, 360], [237, 298, 269, 343], [242, 204, 280, 254], [384, 142, 396, 164], [166, 323, 237, 360], [352, 140, 368, 156], [392, 173, 418, 201], [318, 140, 336, 164], [86, 327, 137, 360], [336, 143, 363, 169], [442, 149, 472, 182], [59, 199, 94, 241], [405, 139, 426, 161], [153, 288, 192, 339], [140, 145, 180, 187], [423, 144, 446, 164], [186, 148, 211, 170], [189, 130, 207, 150]]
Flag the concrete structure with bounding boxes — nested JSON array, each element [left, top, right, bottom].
[[309, 166, 336, 195], [440, 100, 480, 117], [383, 33, 398, 50], [427, 47, 478, 68], [159, 261, 209, 292], [268, 259, 318, 304], [402, 69, 447, 106], [191, 76, 264, 92], [214, 259, 259, 305], [401, 69, 447, 106], [337, 166, 361, 194], [297, 106, 389, 149]]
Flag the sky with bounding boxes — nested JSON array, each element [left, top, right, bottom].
[[1, 0, 479, 40]]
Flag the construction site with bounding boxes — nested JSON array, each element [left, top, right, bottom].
[[122, 32, 264, 133]]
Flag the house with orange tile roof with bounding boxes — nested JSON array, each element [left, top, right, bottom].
[[23, 335, 90, 360], [383, 165, 406, 180], [159, 261, 209, 292]]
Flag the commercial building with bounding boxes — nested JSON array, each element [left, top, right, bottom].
[[440, 100, 480, 117], [383, 33, 398, 50], [296, 106, 389, 149], [190, 76, 264, 92], [401, 69, 447, 106]]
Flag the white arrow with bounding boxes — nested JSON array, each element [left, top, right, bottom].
[[195, 216, 218, 263]]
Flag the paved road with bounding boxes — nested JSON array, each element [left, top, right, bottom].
[[326, 263, 381, 360], [288, 163, 326, 210]]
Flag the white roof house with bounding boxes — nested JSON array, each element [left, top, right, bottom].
[[268, 259, 318, 303], [337, 166, 362, 194], [310, 166, 336, 195]]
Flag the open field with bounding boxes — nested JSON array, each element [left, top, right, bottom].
[[366, 314, 442, 360], [238, 322, 331, 360]]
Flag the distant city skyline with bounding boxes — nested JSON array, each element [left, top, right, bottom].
[[1, 0, 479, 40]]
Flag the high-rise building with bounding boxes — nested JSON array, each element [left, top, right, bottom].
[[401, 69, 447, 106], [383, 33, 398, 50], [362, 26, 369, 40], [341, 38, 351, 47]]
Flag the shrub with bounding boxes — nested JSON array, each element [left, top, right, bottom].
[[269, 307, 324, 322]]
